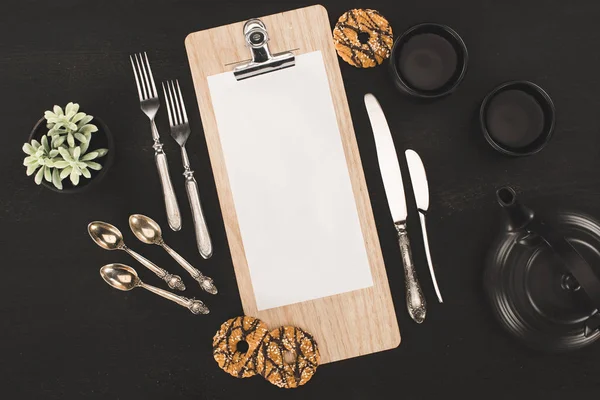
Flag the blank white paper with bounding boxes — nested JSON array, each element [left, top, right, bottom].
[[208, 51, 373, 311]]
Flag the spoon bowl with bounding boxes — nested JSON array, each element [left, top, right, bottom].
[[88, 221, 125, 250], [100, 263, 140, 291], [129, 214, 163, 245]]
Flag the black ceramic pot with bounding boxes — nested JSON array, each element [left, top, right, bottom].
[[389, 23, 468, 99], [28, 116, 114, 194], [480, 81, 555, 156], [485, 187, 600, 352]]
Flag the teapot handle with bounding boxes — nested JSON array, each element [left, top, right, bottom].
[[528, 218, 600, 336]]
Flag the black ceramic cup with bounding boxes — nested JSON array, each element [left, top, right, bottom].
[[480, 81, 555, 157], [389, 23, 468, 99], [28, 116, 115, 193]]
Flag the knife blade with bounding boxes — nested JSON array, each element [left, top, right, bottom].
[[406, 149, 443, 303], [364, 93, 426, 323]]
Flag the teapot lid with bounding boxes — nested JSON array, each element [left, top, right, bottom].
[[485, 187, 600, 351]]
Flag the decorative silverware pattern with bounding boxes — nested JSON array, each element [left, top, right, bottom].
[[396, 221, 427, 322], [129, 214, 217, 294], [162, 80, 213, 259], [100, 264, 209, 315], [130, 52, 181, 232], [88, 221, 186, 291]]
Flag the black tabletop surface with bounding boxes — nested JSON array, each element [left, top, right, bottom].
[[3, 0, 600, 398]]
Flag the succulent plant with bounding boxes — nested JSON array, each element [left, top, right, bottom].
[[23, 103, 109, 190], [23, 135, 60, 185], [54, 146, 108, 186], [44, 102, 97, 148]]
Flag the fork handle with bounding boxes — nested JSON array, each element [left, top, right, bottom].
[[152, 124, 181, 232], [184, 169, 213, 259]]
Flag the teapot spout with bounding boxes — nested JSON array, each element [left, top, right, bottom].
[[497, 187, 534, 232]]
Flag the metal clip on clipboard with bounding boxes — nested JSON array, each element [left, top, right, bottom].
[[233, 19, 295, 81]]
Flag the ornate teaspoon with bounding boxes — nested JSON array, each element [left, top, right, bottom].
[[128, 214, 217, 295], [100, 264, 208, 314], [88, 221, 185, 291]]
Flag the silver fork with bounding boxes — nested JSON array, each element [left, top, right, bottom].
[[130, 52, 182, 232], [162, 80, 213, 259]]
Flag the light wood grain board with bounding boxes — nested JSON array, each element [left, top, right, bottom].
[[185, 5, 400, 364]]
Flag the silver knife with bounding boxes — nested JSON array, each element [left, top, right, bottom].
[[406, 149, 443, 303], [364, 93, 427, 324]]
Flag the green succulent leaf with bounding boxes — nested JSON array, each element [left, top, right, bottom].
[[95, 148, 109, 157], [53, 160, 69, 169], [23, 143, 35, 155], [26, 164, 40, 176], [81, 167, 91, 179], [44, 165, 52, 182], [80, 151, 98, 161], [53, 136, 66, 148], [70, 173, 80, 186], [72, 112, 86, 123], [73, 146, 81, 160], [67, 132, 75, 148], [86, 161, 102, 171], [77, 115, 94, 128], [65, 102, 79, 117], [60, 166, 72, 180], [23, 156, 37, 166], [41, 135, 50, 152], [30, 139, 41, 149], [49, 149, 59, 158], [58, 147, 72, 161], [53, 105, 64, 116], [34, 167, 44, 185], [80, 142, 90, 155], [74, 133, 87, 143], [78, 124, 98, 135], [52, 168, 63, 190]]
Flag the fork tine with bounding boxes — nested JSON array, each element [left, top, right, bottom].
[[170, 81, 184, 126], [167, 81, 180, 125], [133, 54, 148, 100], [130, 55, 144, 101], [176, 80, 189, 124], [162, 82, 175, 128], [137, 53, 153, 100], [144, 52, 158, 98]]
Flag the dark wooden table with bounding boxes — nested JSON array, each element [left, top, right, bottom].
[[3, 0, 600, 398]]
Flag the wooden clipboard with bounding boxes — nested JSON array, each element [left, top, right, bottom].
[[185, 5, 400, 364]]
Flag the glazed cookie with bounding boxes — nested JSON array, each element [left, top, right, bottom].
[[212, 316, 270, 378], [333, 9, 393, 68], [256, 326, 320, 389]]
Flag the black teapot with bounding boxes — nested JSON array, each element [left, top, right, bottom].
[[485, 186, 600, 351]]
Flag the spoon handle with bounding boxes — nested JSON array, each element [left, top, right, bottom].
[[123, 247, 186, 291], [139, 282, 209, 314], [161, 243, 218, 295]]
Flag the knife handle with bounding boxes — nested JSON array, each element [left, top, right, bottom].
[[395, 221, 426, 323], [419, 211, 443, 303]]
